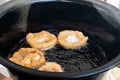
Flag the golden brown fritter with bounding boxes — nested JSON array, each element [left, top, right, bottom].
[[26, 30, 57, 50], [58, 30, 88, 49], [39, 62, 63, 72], [9, 48, 46, 68]]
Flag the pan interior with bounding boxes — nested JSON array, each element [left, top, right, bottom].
[[8, 29, 107, 72]]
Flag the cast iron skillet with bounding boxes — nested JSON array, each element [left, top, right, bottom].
[[0, 0, 120, 80]]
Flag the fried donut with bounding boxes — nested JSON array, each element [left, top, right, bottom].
[[58, 30, 88, 49], [26, 30, 57, 50], [9, 48, 46, 68], [39, 62, 63, 72]]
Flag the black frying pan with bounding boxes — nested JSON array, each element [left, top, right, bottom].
[[0, 0, 120, 80]]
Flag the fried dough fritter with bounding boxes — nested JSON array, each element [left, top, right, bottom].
[[9, 48, 46, 68], [39, 62, 63, 72], [58, 30, 88, 49], [26, 30, 57, 50]]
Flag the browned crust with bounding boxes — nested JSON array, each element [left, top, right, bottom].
[[58, 30, 88, 49], [26, 30, 57, 50], [9, 48, 46, 68]]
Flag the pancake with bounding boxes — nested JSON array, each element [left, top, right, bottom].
[[9, 48, 46, 68], [39, 62, 63, 72], [58, 30, 88, 49], [26, 30, 57, 50]]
